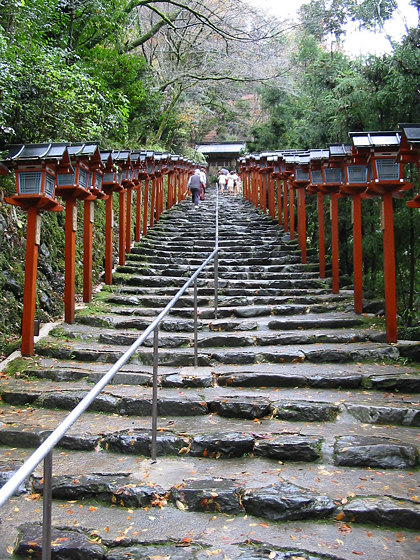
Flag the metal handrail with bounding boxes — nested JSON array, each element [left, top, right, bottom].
[[0, 185, 219, 558]]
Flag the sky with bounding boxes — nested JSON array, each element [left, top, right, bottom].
[[246, 0, 419, 56]]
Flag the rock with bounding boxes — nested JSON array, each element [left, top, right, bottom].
[[0, 460, 27, 495], [342, 495, 420, 529], [253, 434, 322, 462], [32, 473, 161, 508], [346, 403, 420, 427], [14, 523, 104, 559], [334, 435, 418, 469], [242, 482, 335, 522], [209, 396, 271, 419], [161, 373, 213, 388], [1, 270, 22, 296], [106, 544, 204, 559], [190, 432, 255, 458], [103, 429, 188, 457], [272, 401, 339, 422], [171, 478, 244, 514]]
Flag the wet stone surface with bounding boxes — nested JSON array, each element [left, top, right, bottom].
[[190, 432, 255, 458], [171, 478, 244, 514], [253, 434, 322, 462], [334, 435, 418, 469], [346, 403, 420, 426], [341, 495, 420, 530], [32, 473, 161, 508], [103, 429, 188, 456], [242, 481, 336, 522], [208, 396, 272, 419], [15, 523, 105, 559]]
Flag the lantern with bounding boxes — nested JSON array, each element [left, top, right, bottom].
[[2, 144, 68, 356], [397, 123, 420, 208], [349, 130, 413, 343]]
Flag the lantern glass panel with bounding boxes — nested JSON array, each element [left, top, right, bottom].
[[79, 168, 88, 189], [103, 172, 115, 183], [347, 165, 367, 183], [57, 172, 76, 186], [18, 171, 42, 194], [128, 169, 133, 180], [324, 168, 342, 183], [45, 173, 55, 197], [311, 170, 323, 184], [117, 171, 122, 184], [375, 159, 399, 181], [94, 173, 102, 190], [296, 169, 309, 181]]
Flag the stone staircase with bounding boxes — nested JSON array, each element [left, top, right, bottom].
[[1, 187, 419, 560]]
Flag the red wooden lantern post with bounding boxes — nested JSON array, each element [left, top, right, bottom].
[[55, 144, 97, 323], [397, 123, 420, 208], [150, 154, 161, 228], [350, 131, 413, 342], [272, 155, 283, 226], [129, 151, 142, 243], [101, 152, 123, 285], [308, 149, 330, 279], [84, 149, 106, 303], [112, 151, 132, 266], [335, 143, 369, 315], [142, 152, 155, 237], [283, 154, 297, 240], [3, 144, 65, 355], [319, 156, 344, 294], [167, 155, 179, 209], [293, 153, 311, 264]]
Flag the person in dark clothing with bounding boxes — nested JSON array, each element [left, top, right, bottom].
[[187, 169, 203, 209]]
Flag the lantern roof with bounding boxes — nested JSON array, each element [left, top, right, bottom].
[[129, 151, 141, 164], [309, 149, 329, 161], [329, 144, 352, 157], [398, 123, 420, 144], [349, 131, 401, 149], [4, 143, 69, 161], [66, 143, 99, 158]]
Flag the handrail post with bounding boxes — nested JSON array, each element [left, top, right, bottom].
[[214, 253, 219, 320], [214, 183, 219, 319], [42, 450, 53, 560], [151, 327, 159, 462], [194, 278, 198, 367]]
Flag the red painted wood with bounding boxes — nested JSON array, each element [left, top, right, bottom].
[[21, 207, 39, 356], [143, 178, 149, 237], [317, 192, 326, 278], [297, 188, 307, 263], [83, 199, 94, 303], [125, 186, 132, 254], [352, 194, 363, 314], [64, 199, 76, 323], [118, 190, 126, 266], [283, 180, 288, 232], [276, 179, 282, 226], [382, 192, 398, 342], [105, 193, 113, 285], [331, 193, 339, 294], [289, 181, 295, 240], [135, 183, 142, 242]]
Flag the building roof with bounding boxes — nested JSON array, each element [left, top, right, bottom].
[[195, 142, 246, 155]]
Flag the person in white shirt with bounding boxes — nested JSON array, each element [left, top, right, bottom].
[[226, 170, 238, 195]]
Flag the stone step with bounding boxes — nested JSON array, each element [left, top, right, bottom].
[[34, 338, 401, 367], [18, 358, 420, 392], [54, 323, 383, 349], [0, 402, 418, 470], [111, 274, 329, 290]]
